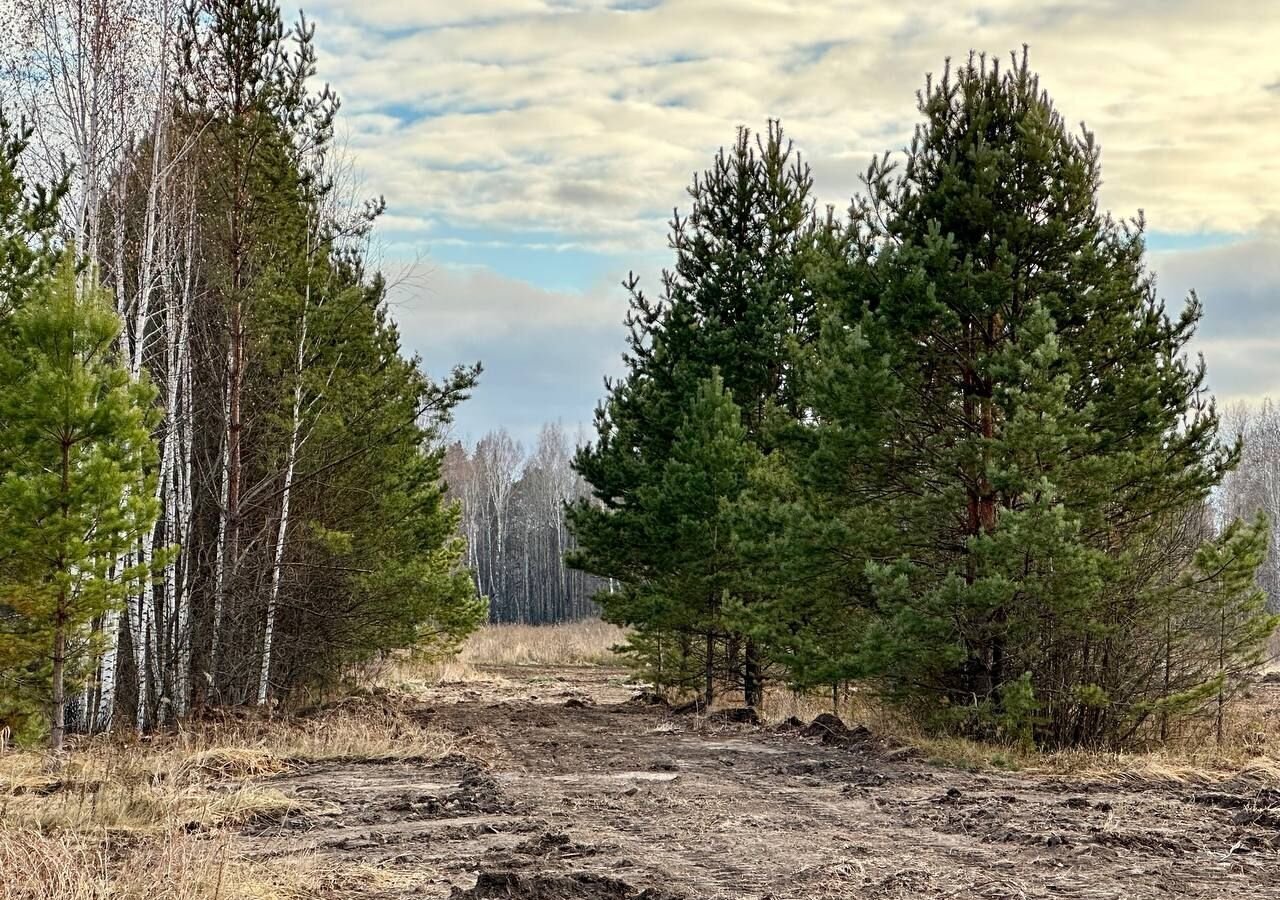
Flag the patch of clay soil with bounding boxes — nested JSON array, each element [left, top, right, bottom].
[[236, 669, 1280, 899]]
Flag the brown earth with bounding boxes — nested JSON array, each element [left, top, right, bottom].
[[237, 666, 1280, 899]]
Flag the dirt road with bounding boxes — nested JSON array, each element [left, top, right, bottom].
[[241, 666, 1280, 899]]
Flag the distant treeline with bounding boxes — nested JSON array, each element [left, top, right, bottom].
[[443, 425, 609, 625], [1221, 400, 1280, 614]]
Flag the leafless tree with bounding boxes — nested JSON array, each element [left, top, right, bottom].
[[1219, 399, 1280, 612], [445, 426, 605, 624]]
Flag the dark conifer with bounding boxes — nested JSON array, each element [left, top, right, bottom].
[[570, 122, 814, 706], [803, 51, 1271, 746]]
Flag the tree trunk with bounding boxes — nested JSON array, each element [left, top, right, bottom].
[[258, 292, 308, 706], [51, 604, 67, 753], [51, 439, 72, 753], [95, 609, 121, 731], [704, 632, 715, 707], [744, 638, 763, 709]]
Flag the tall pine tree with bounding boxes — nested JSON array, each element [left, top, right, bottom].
[[619, 372, 759, 703], [0, 106, 68, 738], [570, 122, 814, 706], [801, 51, 1268, 747]]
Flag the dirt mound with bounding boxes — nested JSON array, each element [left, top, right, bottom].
[[705, 707, 759, 726], [800, 714, 873, 747], [512, 832, 599, 859], [385, 769, 509, 819], [1188, 786, 1280, 828], [625, 691, 669, 708], [451, 871, 684, 900]]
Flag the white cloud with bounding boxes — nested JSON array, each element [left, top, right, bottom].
[[387, 262, 627, 342], [306, 0, 1280, 253], [299, 0, 1280, 431], [1153, 232, 1280, 404]]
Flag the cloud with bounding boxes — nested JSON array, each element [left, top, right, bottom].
[[386, 263, 631, 443], [390, 236, 1280, 448], [299, 0, 1280, 435], [307, 0, 1280, 259], [1152, 232, 1280, 404]]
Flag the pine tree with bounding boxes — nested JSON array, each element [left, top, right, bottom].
[[177, 0, 337, 711], [1162, 512, 1277, 745], [0, 106, 66, 311], [0, 256, 159, 750], [0, 106, 69, 738], [0, 2, 486, 729], [252, 254, 485, 696], [801, 51, 1267, 747], [612, 373, 759, 702], [570, 122, 814, 706]]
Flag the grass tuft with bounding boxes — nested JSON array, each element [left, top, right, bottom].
[[0, 828, 331, 900]]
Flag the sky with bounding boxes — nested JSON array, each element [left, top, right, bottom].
[[303, 0, 1280, 447]]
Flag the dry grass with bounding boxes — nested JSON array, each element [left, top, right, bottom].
[[0, 829, 335, 900], [1266, 628, 1280, 673], [0, 694, 454, 834], [0, 688, 456, 899], [177, 695, 458, 765], [457, 620, 627, 668], [755, 678, 1280, 785], [375, 620, 626, 686]]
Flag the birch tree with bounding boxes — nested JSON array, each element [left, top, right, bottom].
[[1, 0, 159, 259], [1, 0, 486, 736], [443, 427, 607, 624], [475, 430, 522, 610]]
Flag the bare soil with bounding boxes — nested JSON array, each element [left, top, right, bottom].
[[239, 666, 1280, 899]]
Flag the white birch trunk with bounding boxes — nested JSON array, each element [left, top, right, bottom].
[[95, 608, 121, 731], [258, 303, 308, 705], [210, 345, 232, 684]]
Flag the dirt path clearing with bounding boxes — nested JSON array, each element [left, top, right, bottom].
[[239, 667, 1280, 899]]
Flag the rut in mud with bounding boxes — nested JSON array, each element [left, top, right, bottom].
[[237, 666, 1280, 899]]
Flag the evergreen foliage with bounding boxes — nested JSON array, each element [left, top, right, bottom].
[[618, 372, 760, 702], [0, 1, 486, 741], [569, 122, 815, 706], [0, 106, 71, 740], [0, 107, 66, 305], [0, 256, 159, 749], [572, 53, 1277, 747], [797, 51, 1266, 747], [252, 255, 486, 695], [147, 0, 486, 711]]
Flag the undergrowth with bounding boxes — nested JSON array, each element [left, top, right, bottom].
[[0, 689, 454, 899]]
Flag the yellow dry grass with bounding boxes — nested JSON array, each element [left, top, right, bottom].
[[453, 619, 627, 669], [1266, 628, 1280, 673], [0, 829, 336, 900], [755, 677, 1280, 786], [0, 689, 455, 899], [372, 620, 626, 686], [0, 694, 453, 834]]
